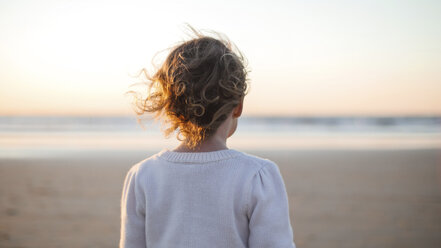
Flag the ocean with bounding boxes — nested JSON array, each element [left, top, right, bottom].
[[1, 115, 440, 158]]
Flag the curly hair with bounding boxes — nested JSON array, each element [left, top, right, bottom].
[[128, 30, 248, 149]]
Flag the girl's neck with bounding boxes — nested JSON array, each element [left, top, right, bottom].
[[172, 136, 228, 153], [172, 111, 237, 153]]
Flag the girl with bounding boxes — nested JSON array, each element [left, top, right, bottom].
[[120, 28, 296, 248]]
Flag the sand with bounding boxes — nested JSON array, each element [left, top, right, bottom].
[[1, 149, 440, 248]]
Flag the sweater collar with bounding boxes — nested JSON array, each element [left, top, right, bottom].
[[158, 148, 241, 163]]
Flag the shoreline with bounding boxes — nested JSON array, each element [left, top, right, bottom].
[[1, 146, 441, 160]]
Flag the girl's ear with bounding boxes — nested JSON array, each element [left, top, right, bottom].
[[232, 98, 243, 118]]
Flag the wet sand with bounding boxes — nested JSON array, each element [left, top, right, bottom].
[[1, 149, 440, 248]]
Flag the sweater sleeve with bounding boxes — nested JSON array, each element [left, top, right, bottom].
[[247, 162, 296, 248], [119, 165, 146, 248]]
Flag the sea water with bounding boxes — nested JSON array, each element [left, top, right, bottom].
[[0, 115, 440, 158]]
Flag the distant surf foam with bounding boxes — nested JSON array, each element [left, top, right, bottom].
[[0, 116, 440, 158]]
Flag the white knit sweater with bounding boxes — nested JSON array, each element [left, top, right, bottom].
[[120, 148, 296, 248]]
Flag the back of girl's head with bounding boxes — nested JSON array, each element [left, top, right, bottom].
[[130, 28, 248, 149]]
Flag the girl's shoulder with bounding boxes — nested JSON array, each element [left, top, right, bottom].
[[228, 150, 280, 174], [125, 150, 165, 175]]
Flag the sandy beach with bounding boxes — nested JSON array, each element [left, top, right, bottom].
[[1, 148, 440, 248]]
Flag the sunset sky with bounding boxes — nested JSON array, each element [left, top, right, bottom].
[[0, 0, 440, 116]]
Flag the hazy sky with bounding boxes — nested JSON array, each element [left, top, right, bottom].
[[0, 0, 440, 116]]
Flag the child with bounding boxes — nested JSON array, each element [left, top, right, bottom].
[[120, 29, 296, 248]]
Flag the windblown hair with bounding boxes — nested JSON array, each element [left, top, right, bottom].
[[129, 30, 248, 149]]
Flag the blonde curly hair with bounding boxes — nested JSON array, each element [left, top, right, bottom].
[[129, 29, 248, 149]]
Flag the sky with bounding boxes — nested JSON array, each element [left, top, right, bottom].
[[0, 0, 440, 116]]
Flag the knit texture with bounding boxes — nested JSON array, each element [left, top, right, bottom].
[[120, 149, 296, 248]]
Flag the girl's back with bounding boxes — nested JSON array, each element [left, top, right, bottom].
[[119, 28, 296, 248]]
